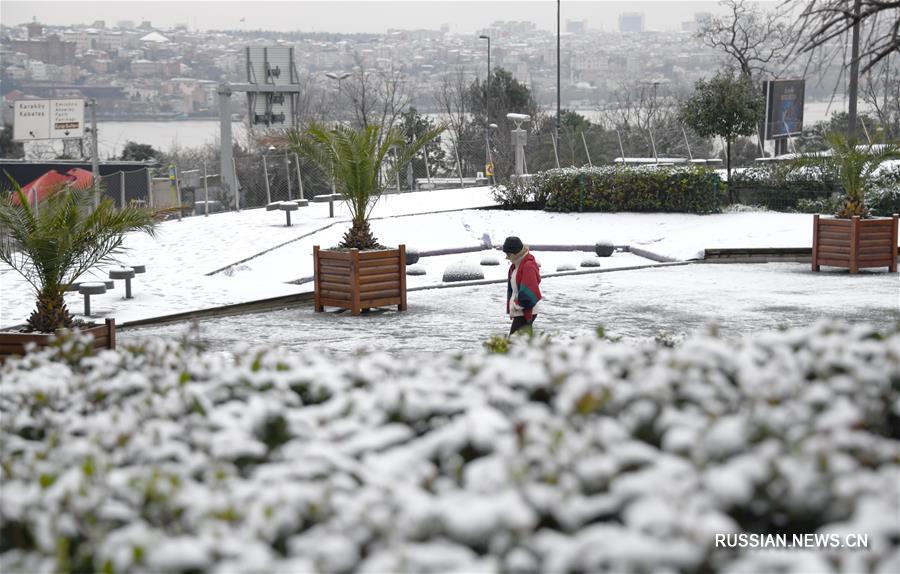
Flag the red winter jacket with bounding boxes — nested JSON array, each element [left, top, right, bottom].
[[507, 252, 542, 320]]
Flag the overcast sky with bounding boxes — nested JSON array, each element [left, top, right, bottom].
[[2, 0, 765, 35]]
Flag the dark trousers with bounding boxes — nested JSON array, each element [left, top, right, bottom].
[[509, 315, 536, 336]]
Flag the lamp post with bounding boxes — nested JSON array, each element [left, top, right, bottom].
[[556, 0, 561, 147], [478, 34, 494, 184], [325, 71, 351, 122]]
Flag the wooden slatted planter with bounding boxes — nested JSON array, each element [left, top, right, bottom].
[[313, 245, 407, 316], [812, 214, 898, 273], [0, 318, 116, 364]]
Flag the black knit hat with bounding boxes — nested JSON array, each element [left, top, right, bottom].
[[502, 236, 524, 254]]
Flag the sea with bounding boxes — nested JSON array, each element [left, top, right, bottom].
[[22, 100, 869, 161]]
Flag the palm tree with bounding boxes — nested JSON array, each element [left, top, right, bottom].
[[0, 183, 159, 332], [286, 121, 444, 249], [795, 133, 900, 218]]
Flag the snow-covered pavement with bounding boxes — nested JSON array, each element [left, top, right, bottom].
[[122, 262, 900, 356], [1, 186, 891, 332]]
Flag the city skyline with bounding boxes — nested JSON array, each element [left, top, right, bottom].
[[3, 0, 750, 35]]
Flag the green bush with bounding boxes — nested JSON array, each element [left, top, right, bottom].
[[494, 166, 726, 214]]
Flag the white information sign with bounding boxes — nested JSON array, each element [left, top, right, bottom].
[[49, 99, 85, 139], [13, 98, 85, 141], [13, 100, 51, 141]]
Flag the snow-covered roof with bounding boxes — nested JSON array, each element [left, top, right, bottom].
[[140, 31, 170, 43]]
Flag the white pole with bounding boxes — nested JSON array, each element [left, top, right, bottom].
[[284, 154, 292, 200], [294, 154, 304, 199], [175, 166, 183, 221], [454, 143, 465, 188], [262, 154, 271, 204], [581, 131, 593, 167], [681, 126, 693, 160], [551, 133, 561, 168], [423, 145, 433, 187], [146, 166, 153, 208], [232, 157, 240, 210], [203, 161, 209, 216]]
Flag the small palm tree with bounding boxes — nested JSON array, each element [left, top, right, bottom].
[[0, 183, 159, 332], [795, 133, 900, 218], [287, 121, 444, 249]]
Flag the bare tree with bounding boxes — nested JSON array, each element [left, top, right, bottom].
[[786, 0, 900, 74], [341, 52, 410, 135], [861, 55, 900, 140], [433, 67, 472, 145], [598, 81, 672, 157], [698, 0, 793, 80]]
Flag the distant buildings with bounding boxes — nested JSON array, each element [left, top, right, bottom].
[[2, 34, 77, 66], [618, 13, 645, 34]]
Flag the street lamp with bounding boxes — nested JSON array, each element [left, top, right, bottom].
[[556, 0, 561, 147], [325, 72, 351, 121], [478, 34, 494, 184]]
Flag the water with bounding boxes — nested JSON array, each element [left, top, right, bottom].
[[23, 100, 870, 161], [24, 120, 247, 160]]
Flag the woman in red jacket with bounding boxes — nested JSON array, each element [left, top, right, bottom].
[[502, 236, 542, 336]]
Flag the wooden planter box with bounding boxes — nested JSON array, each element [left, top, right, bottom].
[[812, 214, 898, 273], [314, 245, 407, 316], [0, 318, 116, 364]]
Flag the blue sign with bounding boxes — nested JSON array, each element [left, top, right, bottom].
[[764, 79, 805, 140]]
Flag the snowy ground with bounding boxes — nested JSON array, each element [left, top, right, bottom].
[[1, 186, 893, 336], [122, 262, 900, 356]]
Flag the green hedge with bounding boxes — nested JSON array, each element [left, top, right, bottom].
[[493, 166, 726, 214]]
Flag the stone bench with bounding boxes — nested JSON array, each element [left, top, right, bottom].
[[78, 282, 108, 316], [311, 194, 344, 218], [109, 264, 145, 299], [267, 200, 309, 226], [68, 280, 114, 292]]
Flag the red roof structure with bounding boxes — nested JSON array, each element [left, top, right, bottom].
[[11, 168, 94, 206]]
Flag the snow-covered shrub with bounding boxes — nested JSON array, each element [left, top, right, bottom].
[[580, 257, 602, 268], [405, 248, 420, 265], [442, 261, 484, 282], [556, 263, 576, 272], [406, 265, 426, 276], [480, 254, 500, 266], [2, 322, 898, 573], [594, 241, 614, 257], [729, 163, 839, 211], [867, 164, 900, 217]]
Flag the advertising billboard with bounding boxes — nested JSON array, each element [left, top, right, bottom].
[[764, 79, 805, 140]]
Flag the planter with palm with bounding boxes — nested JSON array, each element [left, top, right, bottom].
[[286, 121, 444, 314], [0, 183, 158, 358], [799, 133, 900, 273]]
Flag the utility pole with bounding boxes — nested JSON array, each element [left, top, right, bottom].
[[847, 0, 862, 142], [556, 0, 561, 146]]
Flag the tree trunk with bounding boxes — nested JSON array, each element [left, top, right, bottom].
[[726, 137, 732, 198], [26, 289, 73, 333]]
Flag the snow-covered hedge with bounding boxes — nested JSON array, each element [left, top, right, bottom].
[[492, 166, 726, 214], [2, 323, 898, 573]]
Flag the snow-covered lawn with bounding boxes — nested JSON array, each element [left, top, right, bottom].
[[2, 322, 897, 573], [1, 186, 827, 329]]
